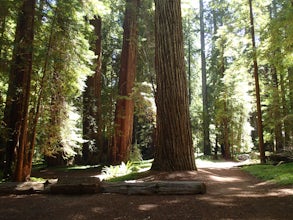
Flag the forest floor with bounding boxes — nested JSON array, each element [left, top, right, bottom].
[[0, 161, 292, 220]]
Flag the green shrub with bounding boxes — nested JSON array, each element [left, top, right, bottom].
[[101, 160, 152, 181], [102, 161, 134, 179]]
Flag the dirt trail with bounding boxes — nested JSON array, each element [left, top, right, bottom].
[[0, 162, 292, 220]]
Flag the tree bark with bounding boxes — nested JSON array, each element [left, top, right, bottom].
[[249, 0, 265, 163], [152, 0, 196, 171], [23, 11, 57, 179], [200, 0, 211, 156], [101, 181, 206, 195], [288, 67, 293, 147], [289, 68, 293, 114], [3, 0, 36, 181], [218, 39, 231, 160], [271, 67, 283, 151], [112, 0, 139, 164], [223, 99, 231, 160], [83, 16, 103, 164], [279, 74, 291, 149]]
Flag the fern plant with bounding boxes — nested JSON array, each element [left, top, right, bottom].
[[101, 161, 134, 179]]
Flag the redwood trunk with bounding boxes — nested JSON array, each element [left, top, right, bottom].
[[288, 67, 293, 147], [280, 74, 290, 149], [223, 102, 231, 160], [289, 68, 293, 114], [22, 10, 57, 180], [3, 0, 36, 181], [200, 0, 211, 156], [112, 0, 139, 164], [249, 0, 265, 163], [152, 0, 196, 171], [83, 16, 103, 164], [271, 67, 283, 151]]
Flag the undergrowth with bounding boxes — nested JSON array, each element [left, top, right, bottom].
[[101, 160, 152, 181], [242, 162, 293, 185]]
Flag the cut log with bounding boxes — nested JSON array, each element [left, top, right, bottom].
[[50, 183, 100, 194], [0, 181, 48, 195], [50, 176, 101, 194], [101, 181, 206, 195], [0, 180, 206, 195]]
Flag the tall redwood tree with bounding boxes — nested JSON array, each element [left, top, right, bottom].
[[83, 16, 103, 164], [112, 0, 139, 164], [249, 0, 265, 163], [151, 0, 196, 171], [2, 0, 36, 181], [200, 0, 211, 156]]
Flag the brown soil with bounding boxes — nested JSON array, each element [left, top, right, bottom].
[[0, 163, 292, 220]]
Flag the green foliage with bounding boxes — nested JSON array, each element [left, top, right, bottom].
[[105, 172, 142, 182], [0, 0, 19, 127], [132, 82, 156, 159], [66, 164, 101, 170], [29, 177, 46, 182], [59, 104, 84, 159], [242, 163, 293, 185], [101, 160, 152, 181], [204, 0, 257, 157], [31, 0, 96, 161], [130, 143, 142, 161], [101, 161, 135, 179]]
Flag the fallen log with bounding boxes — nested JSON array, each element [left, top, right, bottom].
[[101, 181, 206, 195], [0, 180, 206, 195], [50, 183, 100, 194], [50, 177, 101, 194], [269, 151, 293, 164]]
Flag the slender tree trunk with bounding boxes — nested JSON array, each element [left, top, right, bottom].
[[271, 67, 283, 151], [200, 0, 211, 156], [279, 74, 290, 149], [93, 16, 103, 163], [249, 0, 265, 163], [188, 31, 192, 106], [269, 0, 283, 152], [112, 0, 139, 164], [288, 67, 293, 147], [3, 0, 36, 181], [218, 41, 231, 160], [289, 67, 293, 113], [223, 98, 231, 160], [152, 0, 196, 171], [83, 16, 103, 164]]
